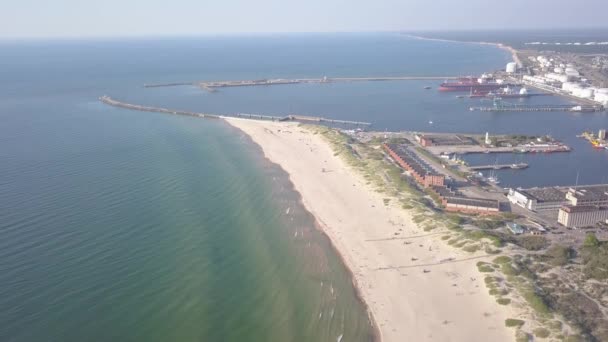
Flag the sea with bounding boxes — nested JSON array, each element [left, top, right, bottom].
[[1, 33, 607, 342]]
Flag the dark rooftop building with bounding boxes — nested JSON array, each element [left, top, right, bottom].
[[384, 144, 445, 187]]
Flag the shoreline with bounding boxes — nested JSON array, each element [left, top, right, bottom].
[[403, 33, 522, 68], [224, 117, 516, 342], [227, 120, 381, 342]]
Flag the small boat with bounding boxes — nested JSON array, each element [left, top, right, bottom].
[[429, 120, 433, 125], [487, 176, 500, 185], [424, 86, 432, 90]]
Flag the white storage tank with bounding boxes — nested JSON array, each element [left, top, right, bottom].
[[506, 62, 517, 73], [595, 92, 608, 105], [565, 68, 580, 77], [571, 85, 585, 97], [579, 88, 595, 99], [562, 82, 578, 92], [596, 88, 608, 94], [519, 87, 529, 95]]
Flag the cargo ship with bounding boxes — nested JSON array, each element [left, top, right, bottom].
[[439, 74, 506, 92]]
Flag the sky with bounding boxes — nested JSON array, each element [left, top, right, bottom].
[[2, 0, 607, 38]]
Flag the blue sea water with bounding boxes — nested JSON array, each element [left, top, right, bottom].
[[1, 33, 606, 341]]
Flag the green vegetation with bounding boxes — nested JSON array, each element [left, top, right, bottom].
[[583, 233, 600, 247], [493, 255, 512, 264], [501, 262, 519, 277], [533, 327, 551, 338], [472, 218, 504, 230], [476, 261, 495, 273], [497, 298, 511, 305], [516, 235, 549, 251], [462, 244, 481, 253], [522, 290, 551, 316], [464, 230, 504, 247], [505, 318, 525, 328], [544, 244, 574, 266], [580, 234, 608, 280]]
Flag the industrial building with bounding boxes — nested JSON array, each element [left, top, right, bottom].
[[384, 144, 500, 215], [443, 196, 500, 215], [565, 185, 608, 207], [558, 205, 608, 228], [383, 144, 445, 187], [507, 187, 569, 212], [430, 185, 500, 215], [547, 184, 608, 228], [506, 62, 517, 74]]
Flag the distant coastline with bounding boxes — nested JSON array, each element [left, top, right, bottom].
[[402, 33, 522, 68]]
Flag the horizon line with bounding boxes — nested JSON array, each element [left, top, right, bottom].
[[2, 27, 608, 41]]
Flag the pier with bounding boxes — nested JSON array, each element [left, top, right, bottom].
[[99, 96, 371, 126], [470, 103, 604, 112], [469, 163, 528, 171]]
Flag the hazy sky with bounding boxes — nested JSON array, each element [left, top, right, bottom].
[[2, 0, 607, 38]]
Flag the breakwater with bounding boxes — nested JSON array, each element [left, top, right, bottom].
[[99, 96, 372, 126], [100, 96, 223, 119], [144, 76, 459, 92]]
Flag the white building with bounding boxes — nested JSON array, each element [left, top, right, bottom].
[[507, 187, 568, 212], [558, 205, 608, 228], [566, 185, 608, 207]]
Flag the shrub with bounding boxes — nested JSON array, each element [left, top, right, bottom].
[[477, 262, 495, 273], [517, 235, 549, 251], [533, 327, 550, 338], [581, 243, 608, 280], [446, 214, 464, 225], [505, 318, 525, 328], [545, 244, 574, 266], [583, 233, 600, 247], [493, 256, 512, 264], [548, 320, 562, 330], [497, 298, 511, 305], [473, 219, 504, 230], [501, 263, 520, 277], [463, 244, 481, 253], [523, 290, 551, 316]]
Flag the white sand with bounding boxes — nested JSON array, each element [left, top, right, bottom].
[[405, 34, 522, 68], [225, 118, 516, 342]]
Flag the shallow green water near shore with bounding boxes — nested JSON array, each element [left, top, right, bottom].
[[0, 33, 513, 341], [0, 110, 373, 341]]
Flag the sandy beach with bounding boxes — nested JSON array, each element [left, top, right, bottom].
[[225, 117, 516, 342], [404, 34, 522, 68]]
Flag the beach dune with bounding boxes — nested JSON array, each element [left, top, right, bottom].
[[226, 118, 515, 342]]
